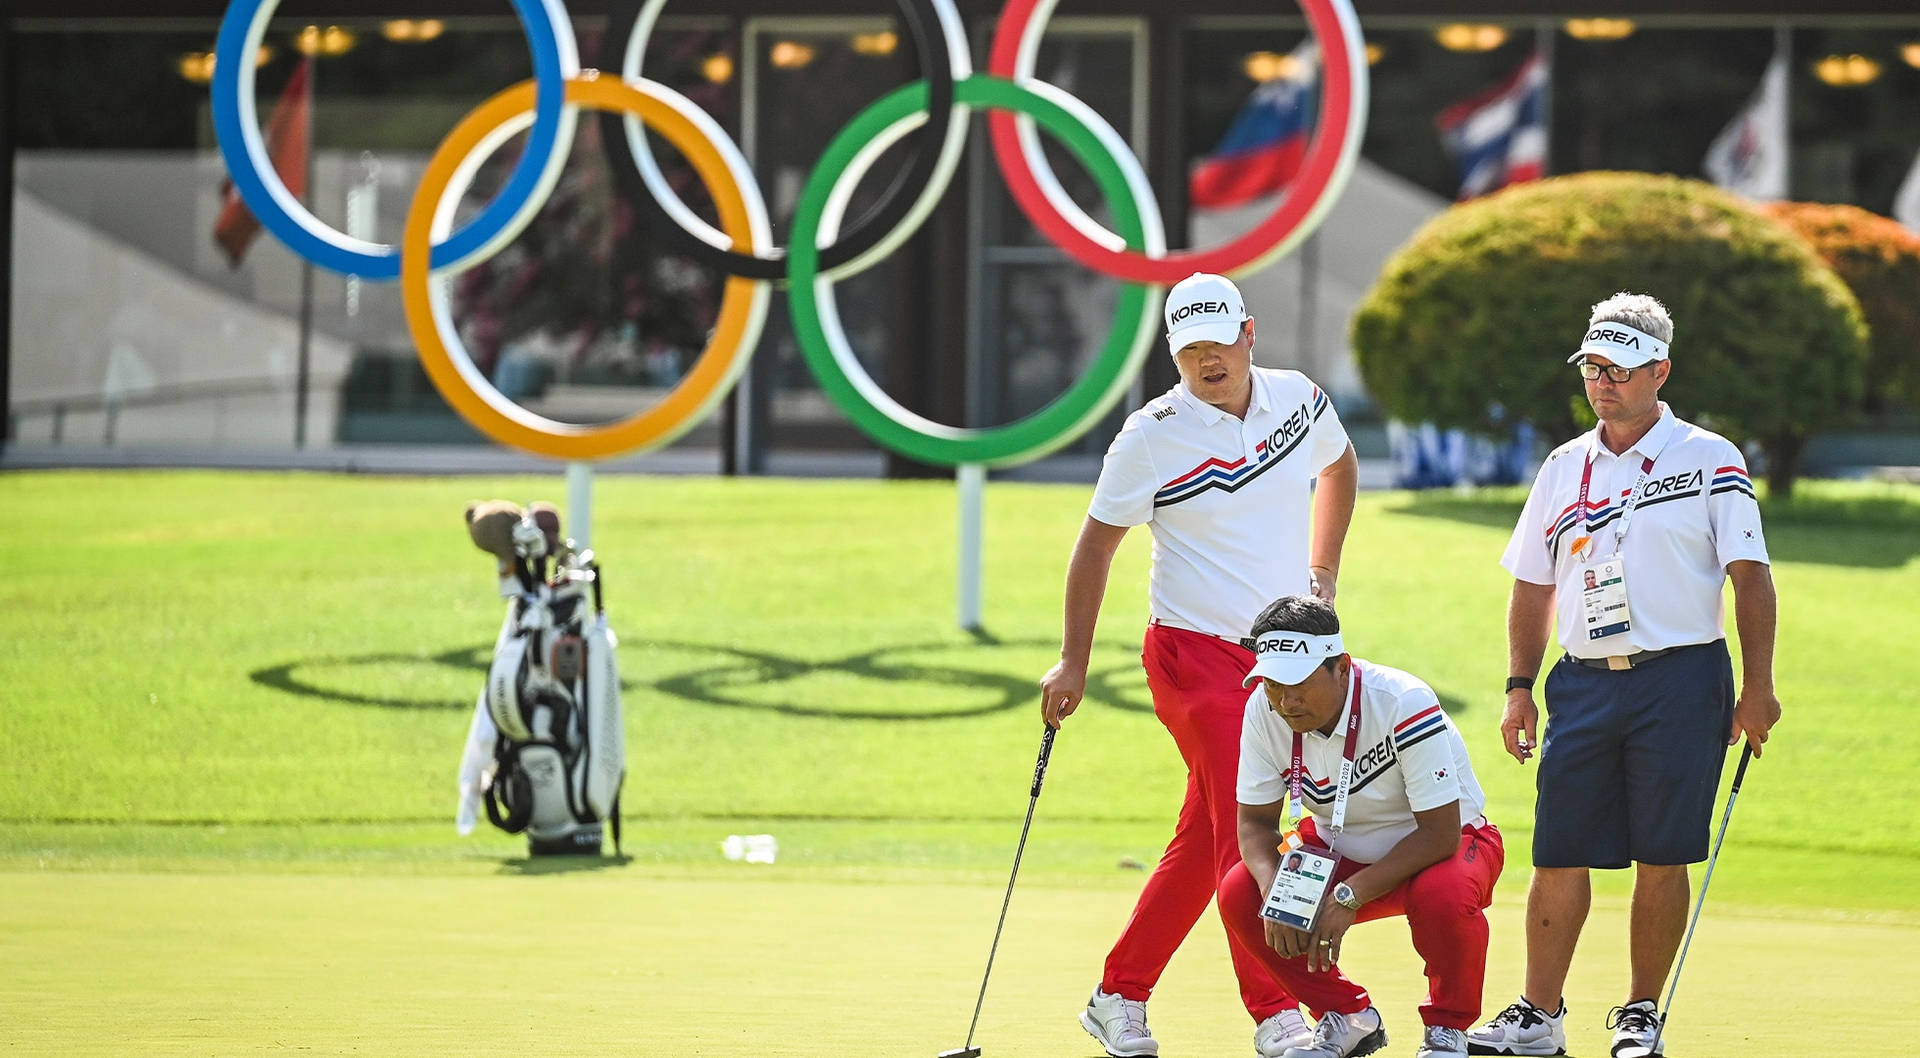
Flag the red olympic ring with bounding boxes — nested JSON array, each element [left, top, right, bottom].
[[987, 0, 1367, 282]]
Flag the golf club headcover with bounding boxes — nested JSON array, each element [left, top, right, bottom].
[[465, 501, 524, 563], [528, 502, 562, 556]]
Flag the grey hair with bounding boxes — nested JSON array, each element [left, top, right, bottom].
[[1588, 292, 1673, 344], [1250, 594, 1340, 638]]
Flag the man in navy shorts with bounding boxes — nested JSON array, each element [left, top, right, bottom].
[[1466, 294, 1782, 1058]]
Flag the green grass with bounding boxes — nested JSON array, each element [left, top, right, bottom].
[[3, 470, 1919, 1055]]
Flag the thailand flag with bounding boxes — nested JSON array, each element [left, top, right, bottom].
[[1436, 51, 1549, 201], [1189, 43, 1317, 210]]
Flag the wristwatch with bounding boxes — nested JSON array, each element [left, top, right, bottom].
[[1506, 676, 1535, 693], [1331, 882, 1363, 911]]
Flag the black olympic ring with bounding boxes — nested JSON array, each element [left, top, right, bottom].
[[652, 637, 1150, 719], [247, 637, 1153, 720], [595, 0, 960, 281]]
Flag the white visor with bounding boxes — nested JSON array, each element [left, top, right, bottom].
[[1568, 322, 1669, 368], [1240, 631, 1346, 687]]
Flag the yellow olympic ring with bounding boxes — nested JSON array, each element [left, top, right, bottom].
[[401, 73, 771, 460]]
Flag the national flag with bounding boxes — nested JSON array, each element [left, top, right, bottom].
[[1435, 51, 1548, 201], [214, 57, 311, 267], [1189, 42, 1317, 210], [1703, 46, 1789, 200], [1894, 144, 1920, 232]]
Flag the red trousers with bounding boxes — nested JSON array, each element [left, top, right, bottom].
[[1217, 819, 1505, 1030], [1102, 624, 1294, 1020]]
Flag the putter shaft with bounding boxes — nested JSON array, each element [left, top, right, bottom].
[[951, 726, 1057, 1056], [1649, 741, 1754, 1055]]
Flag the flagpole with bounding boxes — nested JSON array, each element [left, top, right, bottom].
[[1297, 231, 1318, 375], [1775, 23, 1792, 199], [293, 56, 315, 450], [1297, 42, 1319, 375], [1535, 21, 1555, 178]]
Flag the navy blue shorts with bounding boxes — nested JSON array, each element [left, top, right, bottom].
[[1532, 641, 1736, 869]]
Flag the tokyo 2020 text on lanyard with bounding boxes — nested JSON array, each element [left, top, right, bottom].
[[1288, 661, 1366, 839]]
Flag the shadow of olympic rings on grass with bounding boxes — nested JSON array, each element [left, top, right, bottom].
[[247, 638, 1155, 722], [248, 644, 499, 710], [644, 638, 1152, 721]]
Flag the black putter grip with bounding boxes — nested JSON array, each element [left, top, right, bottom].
[[1729, 740, 1755, 792], [1031, 726, 1058, 798]]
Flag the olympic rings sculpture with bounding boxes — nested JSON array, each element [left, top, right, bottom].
[[211, 0, 1367, 465]]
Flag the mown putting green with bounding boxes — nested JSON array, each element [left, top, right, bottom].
[[4, 859, 1917, 1057], [3, 471, 1918, 1054]]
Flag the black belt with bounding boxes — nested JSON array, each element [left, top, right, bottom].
[[1566, 645, 1685, 671]]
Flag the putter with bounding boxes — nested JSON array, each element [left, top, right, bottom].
[[939, 725, 1059, 1058], [1646, 740, 1755, 1057]]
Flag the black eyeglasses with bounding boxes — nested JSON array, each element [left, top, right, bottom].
[[1577, 359, 1643, 384]]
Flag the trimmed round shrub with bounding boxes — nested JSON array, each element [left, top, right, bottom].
[[1759, 200, 1920, 413], [1352, 171, 1868, 497]]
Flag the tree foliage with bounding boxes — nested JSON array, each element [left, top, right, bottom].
[[1351, 171, 1869, 498], [1758, 200, 1920, 414]]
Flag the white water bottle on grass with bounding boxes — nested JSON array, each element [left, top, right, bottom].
[[721, 834, 778, 863]]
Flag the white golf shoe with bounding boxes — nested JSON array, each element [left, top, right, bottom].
[[1465, 997, 1568, 1056], [1281, 1006, 1387, 1058], [1254, 1007, 1313, 1057], [1607, 999, 1664, 1057], [1416, 1025, 1469, 1058], [1080, 987, 1159, 1057]]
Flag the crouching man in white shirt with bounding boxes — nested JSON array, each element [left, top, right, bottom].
[[1217, 595, 1504, 1058]]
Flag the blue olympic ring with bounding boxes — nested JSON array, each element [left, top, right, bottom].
[[211, 0, 580, 279]]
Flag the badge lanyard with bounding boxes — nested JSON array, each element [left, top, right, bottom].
[[1576, 428, 1672, 558], [1287, 662, 1364, 836]]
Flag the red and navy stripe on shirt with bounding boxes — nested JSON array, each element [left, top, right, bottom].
[[1152, 389, 1330, 509]]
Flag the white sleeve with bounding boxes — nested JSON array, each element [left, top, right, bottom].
[[1308, 383, 1352, 473], [1237, 692, 1288, 806], [1389, 686, 1464, 814], [1087, 414, 1158, 528], [1707, 443, 1769, 568], [1500, 459, 1557, 585]]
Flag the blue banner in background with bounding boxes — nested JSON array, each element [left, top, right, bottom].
[[1388, 420, 1536, 489]]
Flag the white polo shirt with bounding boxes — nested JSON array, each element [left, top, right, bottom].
[[1501, 404, 1770, 657], [1238, 659, 1487, 864], [1088, 367, 1350, 639]]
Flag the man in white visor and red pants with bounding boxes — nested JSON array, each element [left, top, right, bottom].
[[1218, 594, 1504, 1058]]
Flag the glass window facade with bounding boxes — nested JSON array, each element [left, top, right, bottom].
[[8, 18, 739, 452], [7, 10, 1919, 466]]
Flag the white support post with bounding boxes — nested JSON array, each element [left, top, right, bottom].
[[957, 463, 985, 631], [567, 461, 594, 550]]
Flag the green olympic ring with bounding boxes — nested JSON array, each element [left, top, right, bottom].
[[787, 74, 1165, 468]]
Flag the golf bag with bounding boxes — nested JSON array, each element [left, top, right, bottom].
[[457, 503, 625, 856]]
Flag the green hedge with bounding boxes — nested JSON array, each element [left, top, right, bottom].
[[1351, 171, 1868, 497]]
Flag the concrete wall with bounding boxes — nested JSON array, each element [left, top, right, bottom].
[[1190, 157, 1446, 401]]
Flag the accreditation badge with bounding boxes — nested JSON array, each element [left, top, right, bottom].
[[1580, 555, 1633, 641], [1260, 843, 1340, 931]]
